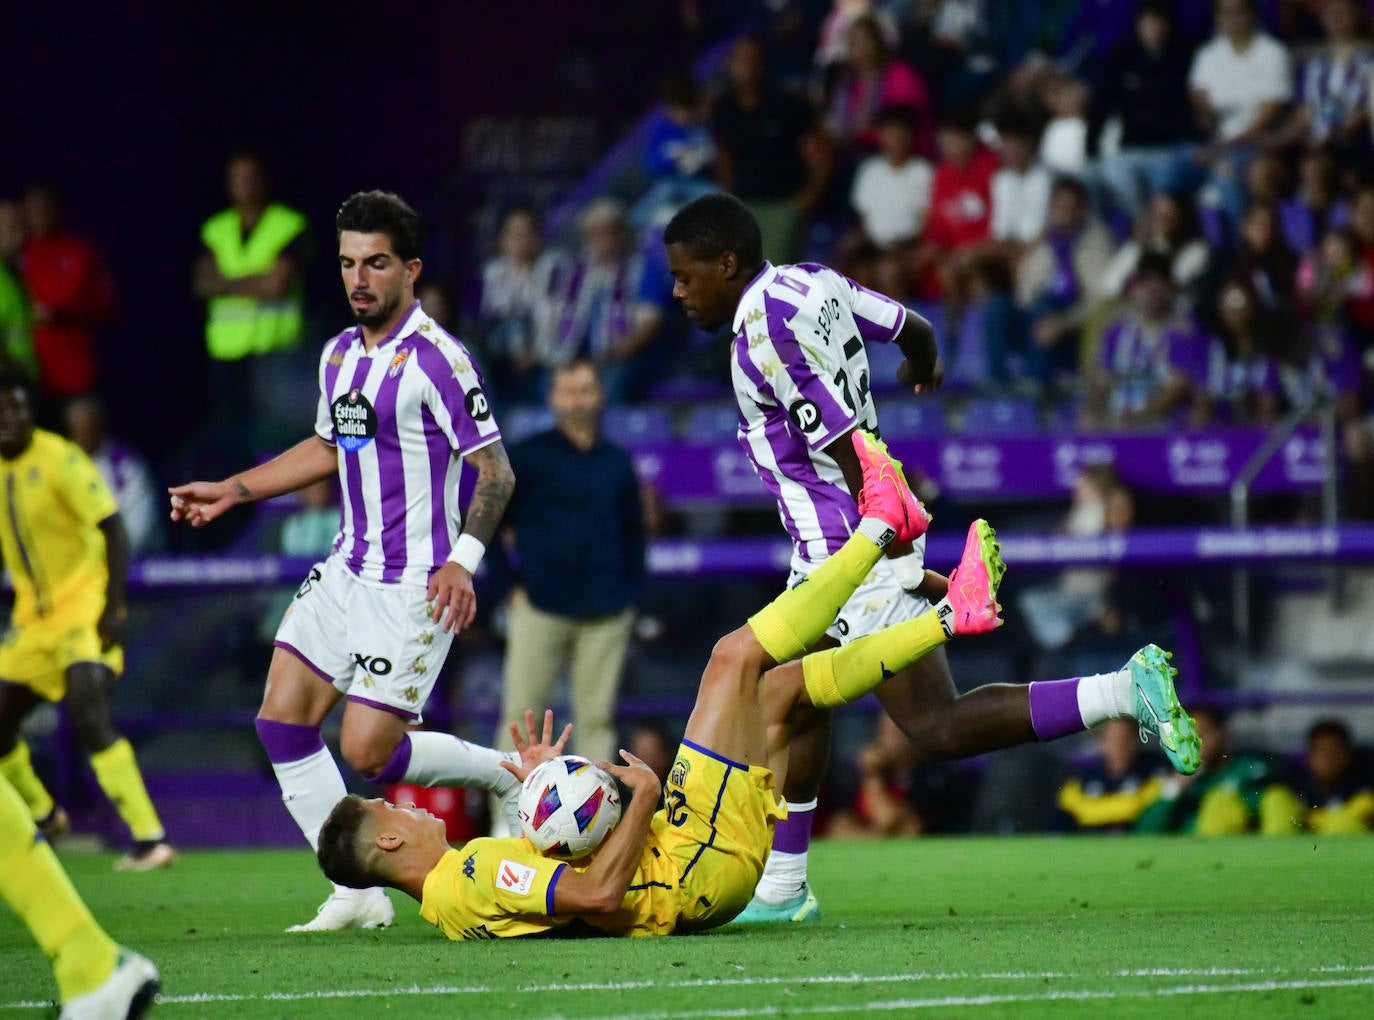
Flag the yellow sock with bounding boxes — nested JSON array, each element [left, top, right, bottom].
[[0, 741, 55, 821], [802, 612, 947, 708], [89, 739, 165, 843], [0, 776, 118, 1001], [748, 527, 888, 663]]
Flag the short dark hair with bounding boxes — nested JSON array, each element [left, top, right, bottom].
[[553, 355, 601, 384], [336, 191, 426, 262], [316, 794, 377, 890], [1132, 251, 1175, 285], [663, 193, 764, 271], [874, 104, 918, 131], [1308, 719, 1353, 746], [0, 364, 35, 400], [1051, 175, 1090, 205]]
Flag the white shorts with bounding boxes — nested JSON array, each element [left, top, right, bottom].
[[274, 554, 454, 721], [788, 538, 931, 645]]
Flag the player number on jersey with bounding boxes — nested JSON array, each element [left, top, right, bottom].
[[664, 789, 689, 827]]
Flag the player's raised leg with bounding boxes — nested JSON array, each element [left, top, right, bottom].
[[0, 774, 159, 1018]]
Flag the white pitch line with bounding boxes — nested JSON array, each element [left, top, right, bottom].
[[3, 964, 1373, 1011]]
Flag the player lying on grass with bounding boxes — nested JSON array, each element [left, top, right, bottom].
[[315, 433, 1194, 939]]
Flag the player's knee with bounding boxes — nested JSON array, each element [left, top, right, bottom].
[[68, 703, 118, 752], [706, 629, 767, 689], [895, 714, 958, 763], [339, 731, 397, 779]]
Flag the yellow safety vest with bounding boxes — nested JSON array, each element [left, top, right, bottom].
[[201, 203, 307, 361]]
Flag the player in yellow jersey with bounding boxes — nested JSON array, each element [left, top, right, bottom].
[[315, 432, 1008, 938], [0, 369, 174, 870], [0, 773, 159, 1017]]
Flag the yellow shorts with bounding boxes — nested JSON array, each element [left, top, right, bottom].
[[0, 610, 122, 702], [658, 740, 787, 932]]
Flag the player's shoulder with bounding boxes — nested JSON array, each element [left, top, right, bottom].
[[32, 429, 86, 464], [409, 313, 482, 379]]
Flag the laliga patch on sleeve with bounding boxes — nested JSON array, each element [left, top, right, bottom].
[[497, 859, 537, 896]]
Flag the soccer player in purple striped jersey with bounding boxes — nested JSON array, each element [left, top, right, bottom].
[[171, 191, 522, 932], [663, 193, 1200, 922]]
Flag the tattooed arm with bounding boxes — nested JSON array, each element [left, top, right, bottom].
[[169, 437, 338, 527], [427, 439, 516, 634]]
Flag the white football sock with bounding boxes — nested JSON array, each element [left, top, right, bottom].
[[752, 798, 817, 905], [271, 745, 356, 895], [404, 731, 520, 797], [1076, 669, 1134, 728]]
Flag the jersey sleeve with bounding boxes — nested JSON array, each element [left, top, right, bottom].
[[53, 443, 118, 526], [486, 843, 568, 917], [742, 288, 861, 452], [315, 343, 338, 445], [415, 340, 502, 457], [843, 272, 907, 346]]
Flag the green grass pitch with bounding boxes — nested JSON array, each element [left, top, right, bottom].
[[3, 836, 1372, 1018]]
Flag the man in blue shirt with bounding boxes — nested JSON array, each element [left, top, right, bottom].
[[493, 358, 645, 767]]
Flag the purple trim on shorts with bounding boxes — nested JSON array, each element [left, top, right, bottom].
[[680, 738, 746, 772], [272, 641, 337, 687], [254, 719, 325, 765], [346, 694, 420, 721], [546, 862, 567, 915], [362, 733, 413, 784], [1028, 678, 1086, 741], [771, 802, 815, 855]]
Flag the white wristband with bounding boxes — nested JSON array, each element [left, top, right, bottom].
[[447, 534, 486, 574]]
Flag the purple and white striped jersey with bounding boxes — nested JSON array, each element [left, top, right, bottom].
[[730, 262, 906, 564], [314, 301, 501, 587]]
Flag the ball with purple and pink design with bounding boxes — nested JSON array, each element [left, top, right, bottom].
[[518, 754, 622, 858]]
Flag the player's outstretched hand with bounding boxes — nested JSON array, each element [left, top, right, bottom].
[[501, 708, 574, 782], [599, 750, 662, 799], [168, 481, 240, 527], [896, 353, 944, 395], [427, 562, 477, 634]]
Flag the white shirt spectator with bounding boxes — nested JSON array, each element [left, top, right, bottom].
[[850, 154, 933, 249], [1189, 33, 1292, 142], [991, 164, 1051, 243], [1040, 117, 1088, 176]]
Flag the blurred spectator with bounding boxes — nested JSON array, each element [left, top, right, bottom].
[[914, 105, 998, 297], [0, 201, 34, 376], [625, 723, 675, 787], [1019, 465, 1135, 650], [1092, 1, 1202, 219], [1016, 176, 1116, 388], [1056, 718, 1166, 832], [1261, 719, 1374, 834], [1135, 706, 1290, 835], [1296, 225, 1373, 330], [19, 182, 116, 407], [1188, 0, 1292, 221], [63, 396, 162, 556], [827, 714, 924, 838], [637, 71, 718, 222], [825, 14, 934, 156], [814, 0, 899, 73], [1230, 203, 1300, 311], [493, 359, 644, 764], [1271, 0, 1372, 162], [946, 252, 1026, 389], [904, 0, 1005, 106], [542, 198, 665, 404], [192, 153, 308, 454], [1196, 276, 1284, 426], [1038, 71, 1091, 178], [417, 281, 454, 330], [989, 116, 1052, 254], [1280, 147, 1351, 257], [478, 207, 562, 404], [1089, 254, 1200, 429], [849, 104, 933, 250], [712, 35, 832, 264], [1100, 191, 1212, 307]]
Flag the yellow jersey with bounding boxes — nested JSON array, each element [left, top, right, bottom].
[[418, 742, 784, 940], [0, 430, 118, 623]]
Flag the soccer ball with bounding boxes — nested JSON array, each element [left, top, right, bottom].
[[518, 755, 622, 858]]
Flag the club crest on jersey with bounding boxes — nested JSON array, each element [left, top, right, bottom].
[[388, 348, 411, 378], [669, 757, 690, 788], [332, 389, 378, 452]]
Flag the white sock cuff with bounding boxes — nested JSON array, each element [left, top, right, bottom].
[[857, 517, 896, 548], [785, 798, 819, 813], [1076, 669, 1133, 729]]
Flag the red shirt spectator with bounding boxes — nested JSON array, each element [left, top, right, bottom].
[[20, 185, 114, 397], [925, 138, 998, 253]]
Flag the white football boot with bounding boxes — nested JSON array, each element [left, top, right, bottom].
[[286, 886, 394, 933], [59, 948, 159, 1020]]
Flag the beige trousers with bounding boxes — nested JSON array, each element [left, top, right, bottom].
[[496, 593, 634, 765]]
